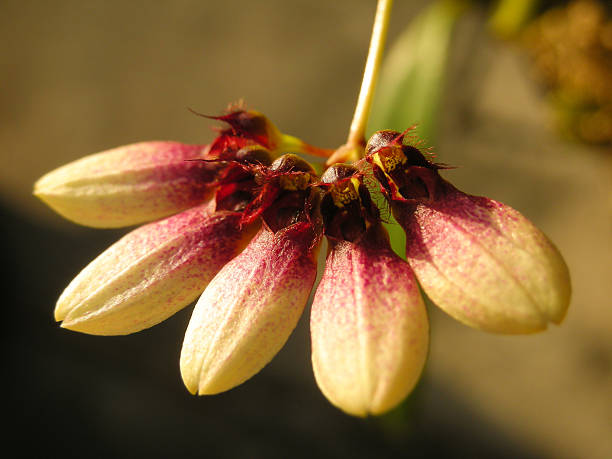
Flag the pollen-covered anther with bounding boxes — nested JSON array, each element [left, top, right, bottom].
[[371, 146, 407, 175], [318, 164, 380, 243], [279, 173, 312, 191], [366, 133, 441, 203], [271, 154, 316, 193], [330, 183, 359, 208], [366, 147, 407, 202], [321, 164, 362, 208]]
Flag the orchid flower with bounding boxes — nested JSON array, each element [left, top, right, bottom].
[[365, 130, 570, 334], [35, 0, 570, 417]]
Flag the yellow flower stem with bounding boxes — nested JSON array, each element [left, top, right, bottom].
[[348, 0, 393, 149], [328, 0, 393, 165], [279, 133, 336, 159]]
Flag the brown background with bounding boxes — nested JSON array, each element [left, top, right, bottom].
[[2, 1, 610, 458]]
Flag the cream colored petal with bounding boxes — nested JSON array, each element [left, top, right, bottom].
[[180, 222, 319, 395], [57, 201, 257, 335], [311, 225, 429, 417], [34, 141, 216, 228], [397, 189, 571, 334]]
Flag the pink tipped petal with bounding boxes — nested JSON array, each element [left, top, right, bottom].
[[396, 185, 571, 334], [56, 201, 257, 335], [34, 141, 217, 228], [311, 225, 429, 417], [180, 222, 320, 395]]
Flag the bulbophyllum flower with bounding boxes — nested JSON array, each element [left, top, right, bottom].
[[33, 109, 286, 228], [35, 104, 572, 418], [180, 154, 323, 395], [33, 0, 577, 420], [55, 201, 258, 335], [34, 141, 217, 228], [38, 109, 293, 335], [365, 130, 572, 334], [310, 164, 428, 417]]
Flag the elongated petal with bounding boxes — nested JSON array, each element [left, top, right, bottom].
[[34, 141, 217, 228], [395, 185, 571, 334], [311, 225, 429, 417], [180, 222, 320, 395], [56, 201, 257, 335]]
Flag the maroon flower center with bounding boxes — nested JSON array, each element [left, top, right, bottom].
[[319, 164, 380, 243]]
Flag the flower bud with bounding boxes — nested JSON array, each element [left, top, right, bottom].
[[394, 182, 571, 334], [180, 222, 320, 395], [55, 201, 257, 335], [34, 141, 216, 228], [311, 224, 428, 416], [213, 110, 284, 152]]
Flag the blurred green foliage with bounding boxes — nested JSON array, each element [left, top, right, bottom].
[[367, 0, 466, 258]]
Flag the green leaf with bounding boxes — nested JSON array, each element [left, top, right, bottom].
[[368, 0, 467, 145]]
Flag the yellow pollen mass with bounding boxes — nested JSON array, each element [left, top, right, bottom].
[[381, 148, 406, 172], [279, 173, 311, 191], [371, 152, 386, 171], [350, 177, 362, 191], [371, 151, 404, 188], [331, 182, 358, 208], [330, 177, 366, 209]]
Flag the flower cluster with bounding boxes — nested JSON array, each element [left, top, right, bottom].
[[35, 109, 570, 417]]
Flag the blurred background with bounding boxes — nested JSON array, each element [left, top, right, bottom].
[[2, 0, 611, 458]]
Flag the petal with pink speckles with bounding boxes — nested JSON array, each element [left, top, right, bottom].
[[395, 183, 571, 334], [310, 224, 429, 417], [180, 222, 320, 395], [56, 201, 257, 335], [34, 141, 218, 228]]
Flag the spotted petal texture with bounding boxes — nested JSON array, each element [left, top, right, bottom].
[[180, 222, 320, 395], [311, 225, 429, 416], [56, 201, 257, 335], [34, 141, 216, 228], [395, 183, 571, 334]]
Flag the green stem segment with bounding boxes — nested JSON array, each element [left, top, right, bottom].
[[280, 134, 335, 159], [347, 0, 393, 150], [327, 0, 393, 166]]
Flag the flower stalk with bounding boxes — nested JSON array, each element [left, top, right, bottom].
[[328, 0, 393, 165]]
